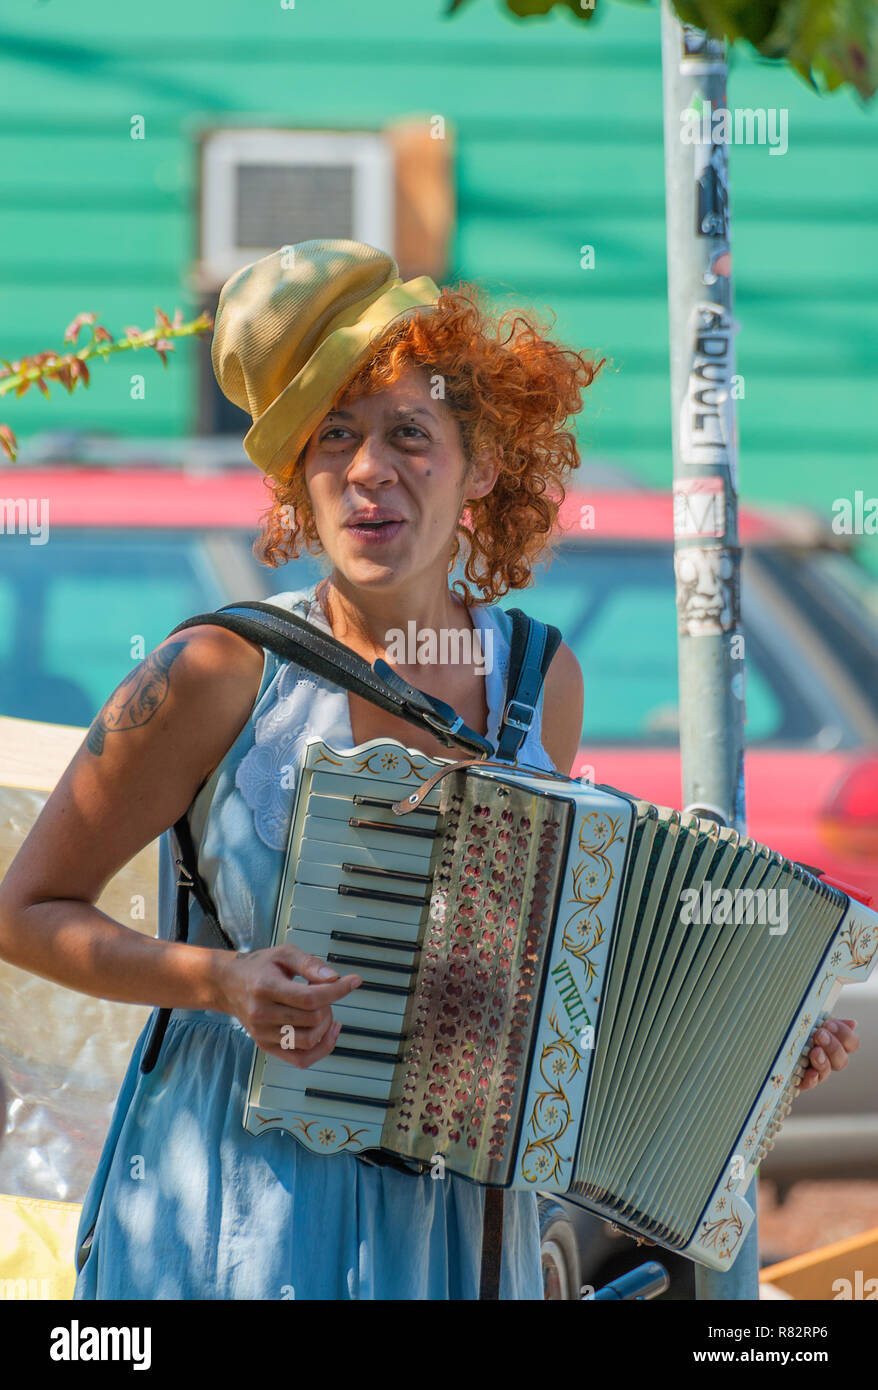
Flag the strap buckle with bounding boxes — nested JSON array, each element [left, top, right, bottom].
[[502, 699, 535, 734], [175, 857, 194, 890]]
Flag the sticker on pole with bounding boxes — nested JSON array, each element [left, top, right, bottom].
[[680, 301, 738, 474], [673, 477, 726, 539], [679, 26, 725, 75], [674, 547, 739, 637]]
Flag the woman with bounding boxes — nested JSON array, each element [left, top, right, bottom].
[[0, 241, 858, 1300]]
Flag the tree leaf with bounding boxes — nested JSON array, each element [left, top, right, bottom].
[[475, 0, 878, 99], [63, 311, 97, 344], [0, 424, 18, 461]]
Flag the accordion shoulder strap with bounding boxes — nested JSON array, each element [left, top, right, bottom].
[[167, 601, 493, 761], [495, 609, 563, 763], [479, 1188, 504, 1300], [139, 812, 234, 1075]]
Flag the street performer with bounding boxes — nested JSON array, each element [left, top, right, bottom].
[[0, 239, 858, 1299]]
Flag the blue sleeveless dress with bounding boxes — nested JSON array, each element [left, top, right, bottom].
[[73, 582, 557, 1300]]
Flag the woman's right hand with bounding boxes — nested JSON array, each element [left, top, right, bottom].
[[217, 943, 362, 1068]]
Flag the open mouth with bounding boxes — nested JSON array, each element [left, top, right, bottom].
[[346, 517, 405, 542]]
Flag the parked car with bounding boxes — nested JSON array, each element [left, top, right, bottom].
[[2, 455, 876, 1298]]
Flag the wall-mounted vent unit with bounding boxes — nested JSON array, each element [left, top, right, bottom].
[[198, 129, 395, 290]]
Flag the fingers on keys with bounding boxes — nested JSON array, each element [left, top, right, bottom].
[[276, 945, 363, 1004], [274, 1018, 344, 1070]]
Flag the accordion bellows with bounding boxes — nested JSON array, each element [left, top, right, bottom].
[[244, 737, 878, 1270]]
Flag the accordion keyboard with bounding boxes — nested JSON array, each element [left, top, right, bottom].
[[254, 769, 443, 1126]]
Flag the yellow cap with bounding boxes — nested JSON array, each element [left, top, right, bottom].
[[211, 239, 441, 481]]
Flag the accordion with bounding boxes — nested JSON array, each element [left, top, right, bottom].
[[243, 736, 878, 1270]]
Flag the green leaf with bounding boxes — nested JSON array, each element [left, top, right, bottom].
[[469, 0, 878, 100], [486, 0, 601, 16], [671, 0, 878, 99]]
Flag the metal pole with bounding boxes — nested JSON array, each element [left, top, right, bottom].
[[660, 0, 758, 1300]]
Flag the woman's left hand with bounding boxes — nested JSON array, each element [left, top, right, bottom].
[[797, 1017, 859, 1092]]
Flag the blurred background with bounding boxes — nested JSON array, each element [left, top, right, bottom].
[[0, 0, 876, 1299]]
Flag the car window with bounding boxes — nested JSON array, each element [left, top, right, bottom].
[[822, 547, 878, 625], [0, 579, 15, 666], [752, 546, 878, 724], [0, 530, 239, 725], [852, 541, 878, 587], [504, 544, 815, 746]]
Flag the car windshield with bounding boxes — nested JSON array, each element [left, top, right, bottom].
[[750, 545, 878, 725]]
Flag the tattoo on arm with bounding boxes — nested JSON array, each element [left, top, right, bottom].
[[86, 641, 187, 756]]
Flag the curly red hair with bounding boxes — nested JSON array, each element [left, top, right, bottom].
[[252, 280, 605, 604]]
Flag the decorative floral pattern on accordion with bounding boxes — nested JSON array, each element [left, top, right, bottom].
[[314, 745, 432, 783], [561, 810, 626, 986], [519, 1008, 582, 1183], [519, 811, 626, 1183], [514, 801, 630, 1189]]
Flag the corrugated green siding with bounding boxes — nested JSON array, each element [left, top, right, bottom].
[[0, 1, 875, 513]]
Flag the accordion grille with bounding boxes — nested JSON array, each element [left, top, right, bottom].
[[570, 806, 846, 1246], [390, 774, 571, 1182]]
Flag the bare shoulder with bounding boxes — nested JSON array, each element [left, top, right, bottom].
[[0, 624, 269, 913], [171, 624, 267, 779], [541, 640, 584, 776], [168, 622, 266, 670], [543, 640, 583, 696], [164, 623, 266, 687], [79, 620, 268, 808], [85, 623, 266, 767]]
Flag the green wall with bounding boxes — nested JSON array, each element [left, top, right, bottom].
[[0, 0, 875, 519]]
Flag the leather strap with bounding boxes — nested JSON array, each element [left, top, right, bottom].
[[478, 1188, 504, 1299], [140, 813, 233, 1075], [495, 609, 562, 763], [169, 603, 493, 760]]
